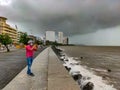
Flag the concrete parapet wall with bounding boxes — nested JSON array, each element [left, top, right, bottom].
[[48, 48, 80, 90]]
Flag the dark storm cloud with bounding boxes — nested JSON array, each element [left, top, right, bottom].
[[1, 0, 120, 36]]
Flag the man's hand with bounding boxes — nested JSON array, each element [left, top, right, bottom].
[[32, 44, 38, 51]]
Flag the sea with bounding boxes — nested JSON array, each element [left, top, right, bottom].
[[60, 46, 120, 90]]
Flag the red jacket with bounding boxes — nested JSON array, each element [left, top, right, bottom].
[[26, 45, 36, 58]]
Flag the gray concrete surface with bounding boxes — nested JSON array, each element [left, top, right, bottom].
[[0, 48, 45, 89], [2, 47, 49, 90], [3, 47, 80, 90], [48, 48, 80, 90]]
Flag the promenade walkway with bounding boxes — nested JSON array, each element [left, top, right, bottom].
[[0, 47, 45, 89], [3, 47, 79, 90]]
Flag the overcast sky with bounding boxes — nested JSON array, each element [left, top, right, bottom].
[[1, 0, 120, 45]]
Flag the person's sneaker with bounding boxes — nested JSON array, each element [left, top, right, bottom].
[[29, 73, 35, 76], [27, 73, 35, 76]]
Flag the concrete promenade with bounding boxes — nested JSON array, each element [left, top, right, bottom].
[[3, 47, 79, 90], [0, 48, 45, 89]]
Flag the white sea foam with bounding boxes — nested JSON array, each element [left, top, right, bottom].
[[91, 68, 108, 72], [62, 55, 117, 90], [60, 56, 65, 60]]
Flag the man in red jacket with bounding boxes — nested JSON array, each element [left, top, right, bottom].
[[26, 40, 37, 76]]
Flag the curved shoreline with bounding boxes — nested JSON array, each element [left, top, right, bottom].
[[52, 46, 118, 90]]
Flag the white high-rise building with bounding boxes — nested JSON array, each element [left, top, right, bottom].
[[63, 37, 69, 45], [58, 32, 64, 44], [45, 31, 55, 42]]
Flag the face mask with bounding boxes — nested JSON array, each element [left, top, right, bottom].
[[30, 43, 33, 46]]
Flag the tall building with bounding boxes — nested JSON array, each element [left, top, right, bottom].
[[0, 16, 18, 43], [63, 37, 69, 45], [43, 36, 46, 45], [58, 32, 64, 44], [45, 31, 55, 42]]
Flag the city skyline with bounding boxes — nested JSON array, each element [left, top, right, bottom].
[[45, 31, 68, 44], [0, 16, 41, 44], [1, 0, 120, 45]]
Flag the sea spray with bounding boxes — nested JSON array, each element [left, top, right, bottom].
[[61, 55, 117, 90]]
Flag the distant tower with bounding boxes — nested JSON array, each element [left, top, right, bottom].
[[43, 36, 46, 45], [66, 37, 69, 45], [63, 37, 69, 45], [45, 31, 55, 42], [58, 32, 64, 44]]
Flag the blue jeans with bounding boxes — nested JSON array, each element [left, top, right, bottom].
[[27, 57, 33, 74]]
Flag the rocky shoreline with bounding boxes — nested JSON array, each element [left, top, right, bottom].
[[52, 46, 117, 90]]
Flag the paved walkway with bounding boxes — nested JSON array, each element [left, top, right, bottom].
[[3, 47, 80, 90], [0, 48, 45, 89]]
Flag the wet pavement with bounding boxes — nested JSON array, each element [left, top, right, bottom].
[[0, 47, 45, 89]]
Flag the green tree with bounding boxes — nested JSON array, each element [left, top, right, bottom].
[[19, 33, 30, 45], [35, 40, 43, 45], [0, 34, 13, 52]]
